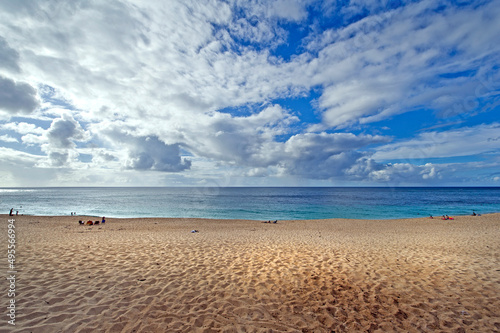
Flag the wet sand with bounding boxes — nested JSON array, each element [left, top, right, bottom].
[[1, 214, 499, 332]]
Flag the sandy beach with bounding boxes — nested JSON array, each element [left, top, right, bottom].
[[1, 214, 499, 332]]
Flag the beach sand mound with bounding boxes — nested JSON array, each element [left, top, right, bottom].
[[1, 214, 499, 332]]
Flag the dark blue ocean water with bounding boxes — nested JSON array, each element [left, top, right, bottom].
[[1, 187, 499, 220]]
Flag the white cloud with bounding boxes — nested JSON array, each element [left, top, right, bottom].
[[0, 147, 39, 164], [270, 0, 310, 21], [0, 135, 18, 143], [189, 129, 392, 180], [308, 0, 500, 128], [373, 123, 500, 161], [176, 105, 299, 166], [0, 0, 309, 126], [367, 162, 442, 184], [0, 0, 498, 186], [234, 0, 310, 22], [1, 122, 45, 135]]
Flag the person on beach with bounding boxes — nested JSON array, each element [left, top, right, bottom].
[[101, 216, 106, 224], [9, 208, 13, 216]]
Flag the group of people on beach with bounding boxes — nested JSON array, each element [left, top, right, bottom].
[[79, 217, 106, 225], [428, 214, 455, 220], [428, 211, 481, 220]]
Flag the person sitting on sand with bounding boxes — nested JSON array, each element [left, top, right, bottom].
[[86, 220, 93, 225], [79, 220, 84, 225], [101, 216, 106, 224], [472, 211, 477, 216]]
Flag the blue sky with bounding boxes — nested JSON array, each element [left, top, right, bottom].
[[0, 0, 499, 187]]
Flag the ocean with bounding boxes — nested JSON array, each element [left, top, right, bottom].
[[1, 187, 499, 220]]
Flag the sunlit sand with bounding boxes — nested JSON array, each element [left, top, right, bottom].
[[2, 214, 499, 332]]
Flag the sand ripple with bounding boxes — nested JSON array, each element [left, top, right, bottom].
[[1, 215, 499, 332]]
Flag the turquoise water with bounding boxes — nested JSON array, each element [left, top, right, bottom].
[[1, 187, 499, 220]]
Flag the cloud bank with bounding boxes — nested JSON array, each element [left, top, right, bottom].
[[0, 0, 499, 186]]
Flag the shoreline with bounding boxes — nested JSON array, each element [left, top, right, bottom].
[[3, 187, 499, 222], [3, 211, 498, 222], [2, 213, 499, 332]]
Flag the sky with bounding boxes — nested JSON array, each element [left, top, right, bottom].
[[0, 0, 499, 187]]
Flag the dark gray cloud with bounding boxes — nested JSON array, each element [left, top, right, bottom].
[[125, 136, 191, 172], [46, 115, 87, 149], [48, 151, 69, 167], [0, 36, 20, 72], [0, 75, 39, 114], [98, 127, 191, 172], [41, 114, 89, 167], [280, 133, 390, 179], [285, 151, 367, 179], [0, 1, 39, 15]]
